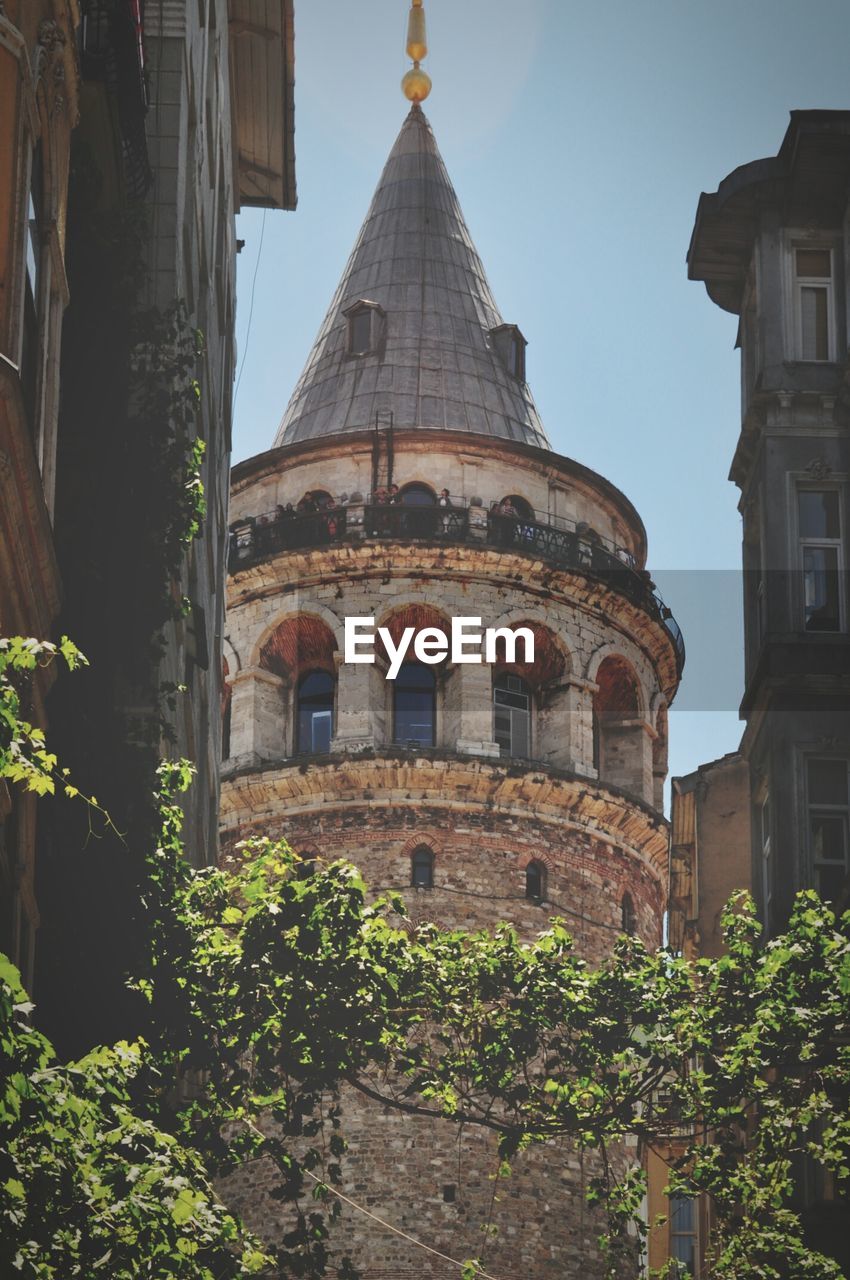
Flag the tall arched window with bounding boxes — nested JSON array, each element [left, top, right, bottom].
[[297, 670, 334, 754], [411, 846, 434, 889], [394, 662, 436, 747], [525, 860, 546, 902], [621, 892, 636, 936], [494, 673, 531, 759]]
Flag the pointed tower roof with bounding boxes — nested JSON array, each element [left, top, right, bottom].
[[274, 107, 551, 450]]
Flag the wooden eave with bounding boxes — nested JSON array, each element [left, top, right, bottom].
[[228, 0, 296, 211]]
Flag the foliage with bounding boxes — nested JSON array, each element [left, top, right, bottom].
[[128, 301, 208, 602], [2, 642, 849, 1278], [0, 954, 270, 1279]]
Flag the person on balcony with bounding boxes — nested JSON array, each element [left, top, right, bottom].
[[438, 488, 453, 536]]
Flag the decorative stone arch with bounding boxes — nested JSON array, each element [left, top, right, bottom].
[[227, 612, 341, 764], [399, 831, 445, 860], [489, 613, 573, 769], [584, 642, 649, 718], [488, 607, 574, 683], [373, 601, 452, 750], [250, 604, 344, 670], [222, 635, 241, 676], [591, 651, 653, 806]]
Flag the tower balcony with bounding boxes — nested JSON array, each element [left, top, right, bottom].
[[228, 498, 685, 676]]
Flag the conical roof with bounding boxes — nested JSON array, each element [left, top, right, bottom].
[[274, 107, 551, 450]]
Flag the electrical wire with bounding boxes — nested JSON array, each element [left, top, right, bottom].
[[301, 1169, 504, 1280], [234, 207, 267, 408]]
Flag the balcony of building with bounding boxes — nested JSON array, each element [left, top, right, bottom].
[[227, 495, 685, 676]]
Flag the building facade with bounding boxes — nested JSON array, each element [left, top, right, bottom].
[[0, 0, 80, 993], [1, 1, 295, 1054], [220, 101, 683, 1277], [677, 109, 850, 1276], [688, 110, 850, 938]]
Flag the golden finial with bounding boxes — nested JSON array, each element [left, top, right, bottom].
[[402, 0, 432, 104]]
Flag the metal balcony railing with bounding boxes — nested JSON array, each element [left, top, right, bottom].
[[229, 500, 686, 675]]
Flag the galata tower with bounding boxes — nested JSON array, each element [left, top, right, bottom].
[[221, 6, 683, 1275]]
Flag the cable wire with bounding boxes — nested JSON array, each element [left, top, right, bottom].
[[302, 1169, 504, 1280], [234, 207, 267, 408]]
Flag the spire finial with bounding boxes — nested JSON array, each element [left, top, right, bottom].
[[402, 0, 432, 104]]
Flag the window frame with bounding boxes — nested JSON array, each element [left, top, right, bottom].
[[493, 672, 532, 760], [343, 299, 385, 358], [410, 845, 435, 890], [794, 484, 845, 634], [393, 661, 436, 748], [785, 235, 840, 364], [296, 669, 335, 756], [806, 756, 850, 904], [525, 859, 546, 903]]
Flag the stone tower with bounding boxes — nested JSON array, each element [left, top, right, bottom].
[[221, 90, 683, 1277]]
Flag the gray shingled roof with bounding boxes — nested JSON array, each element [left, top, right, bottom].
[[274, 106, 551, 449]]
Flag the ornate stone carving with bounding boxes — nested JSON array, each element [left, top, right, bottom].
[[805, 456, 832, 481], [37, 18, 66, 54]]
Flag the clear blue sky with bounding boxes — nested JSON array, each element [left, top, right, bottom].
[[232, 0, 850, 796]]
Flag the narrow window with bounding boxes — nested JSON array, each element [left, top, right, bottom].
[[760, 793, 772, 928], [807, 758, 850, 904], [221, 697, 232, 760], [494, 673, 531, 759], [21, 143, 44, 436], [669, 1193, 697, 1276], [794, 247, 833, 361], [394, 662, 436, 747], [411, 846, 434, 889], [798, 489, 843, 632], [621, 892, 636, 936], [349, 308, 372, 355], [525, 860, 546, 901], [297, 670, 334, 754]]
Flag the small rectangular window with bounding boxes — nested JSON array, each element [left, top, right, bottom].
[[349, 310, 372, 355], [794, 247, 834, 361]]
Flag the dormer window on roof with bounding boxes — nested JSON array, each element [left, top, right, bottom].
[[344, 300, 385, 357], [490, 324, 527, 382]]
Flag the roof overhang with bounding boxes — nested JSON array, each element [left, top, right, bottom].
[[228, 0, 296, 211], [687, 110, 850, 315]]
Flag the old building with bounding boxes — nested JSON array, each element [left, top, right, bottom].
[[0, 1, 295, 1054], [669, 109, 850, 1277], [220, 12, 683, 1273], [688, 109, 850, 937], [0, 1, 80, 992]]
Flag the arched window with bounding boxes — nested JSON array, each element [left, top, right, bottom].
[[494, 672, 531, 759], [621, 892, 636, 936], [394, 662, 436, 747], [501, 494, 533, 520], [400, 483, 436, 506], [411, 846, 434, 889], [297, 670, 334, 754], [525, 860, 546, 902]]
